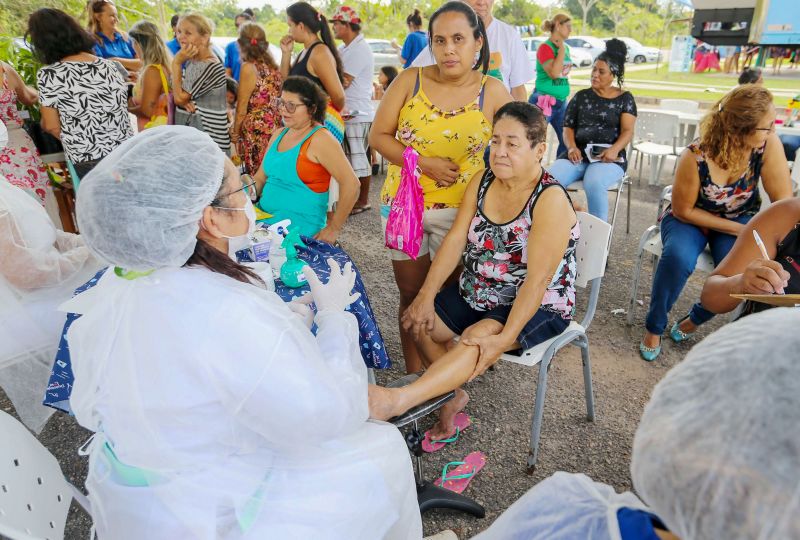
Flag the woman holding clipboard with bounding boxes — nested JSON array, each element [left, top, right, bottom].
[[701, 197, 800, 316]]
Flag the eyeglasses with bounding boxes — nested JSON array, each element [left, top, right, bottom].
[[754, 122, 775, 133], [271, 97, 307, 113], [216, 175, 258, 203]]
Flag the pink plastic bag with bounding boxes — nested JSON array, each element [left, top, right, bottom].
[[385, 146, 424, 259]]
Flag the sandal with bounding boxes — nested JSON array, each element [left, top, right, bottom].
[[422, 412, 471, 453], [669, 314, 696, 343], [433, 451, 487, 494], [349, 205, 372, 216]]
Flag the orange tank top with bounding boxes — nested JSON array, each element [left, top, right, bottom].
[[297, 135, 330, 193]]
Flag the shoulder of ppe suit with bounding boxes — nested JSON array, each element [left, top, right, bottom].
[[147, 267, 302, 340]]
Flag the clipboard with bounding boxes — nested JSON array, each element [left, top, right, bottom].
[[730, 294, 800, 307]]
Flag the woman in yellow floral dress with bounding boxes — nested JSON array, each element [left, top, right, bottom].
[[370, 1, 511, 373]]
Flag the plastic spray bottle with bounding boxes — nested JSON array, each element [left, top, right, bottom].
[[267, 219, 292, 278], [279, 229, 309, 288]]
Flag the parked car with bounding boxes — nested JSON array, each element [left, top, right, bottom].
[[521, 37, 593, 68], [614, 37, 661, 64], [209, 36, 284, 67], [565, 35, 606, 61], [366, 38, 403, 74]]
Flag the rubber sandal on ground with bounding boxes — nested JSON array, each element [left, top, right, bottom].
[[433, 451, 487, 494], [669, 315, 696, 343], [349, 205, 372, 216], [639, 341, 661, 362], [422, 412, 472, 453]]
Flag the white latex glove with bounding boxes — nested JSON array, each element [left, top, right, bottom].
[[287, 294, 315, 329], [305, 259, 361, 313]]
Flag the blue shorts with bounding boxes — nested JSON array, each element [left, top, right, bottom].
[[433, 283, 568, 350]]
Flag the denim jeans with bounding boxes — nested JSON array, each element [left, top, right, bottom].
[[779, 134, 800, 161], [644, 212, 752, 335], [529, 91, 567, 157], [548, 159, 624, 221]]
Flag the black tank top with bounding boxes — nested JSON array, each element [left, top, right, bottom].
[[742, 222, 800, 316], [290, 41, 325, 88]]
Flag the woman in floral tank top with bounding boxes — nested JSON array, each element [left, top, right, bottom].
[[639, 86, 792, 362], [370, 1, 512, 374], [368, 102, 580, 441]]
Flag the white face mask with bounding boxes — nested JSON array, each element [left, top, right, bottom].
[[217, 198, 257, 260]]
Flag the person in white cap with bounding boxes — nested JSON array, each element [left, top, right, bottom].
[[331, 5, 375, 215], [0, 156, 101, 431], [66, 125, 421, 539]]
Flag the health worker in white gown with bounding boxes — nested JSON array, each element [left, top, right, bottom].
[[64, 126, 422, 540], [0, 156, 100, 432]]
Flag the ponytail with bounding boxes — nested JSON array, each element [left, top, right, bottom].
[[475, 16, 490, 74], [317, 13, 345, 82], [287, 1, 344, 82]]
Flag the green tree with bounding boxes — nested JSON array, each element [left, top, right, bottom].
[[599, 1, 634, 35], [494, 0, 546, 27]]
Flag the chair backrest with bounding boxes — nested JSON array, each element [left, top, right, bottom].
[[0, 411, 72, 540], [574, 212, 612, 288], [659, 99, 700, 114], [543, 123, 559, 166], [635, 111, 680, 145], [574, 212, 612, 330], [792, 151, 800, 195]]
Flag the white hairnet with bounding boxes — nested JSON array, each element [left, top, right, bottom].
[[631, 307, 800, 540], [76, 126, 225, 271]]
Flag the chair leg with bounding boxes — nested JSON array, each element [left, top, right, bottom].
[[607, 184, 623, 250], [627, 229, 653, 326], [526, 350, 554, 474], [626, 177, 632, 234], [655, 155, 668, 185], [579, 337, 595, 422]]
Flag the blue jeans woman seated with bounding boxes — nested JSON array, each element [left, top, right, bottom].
[[639, 84, 793, 362], [548, 48, 636, 222]]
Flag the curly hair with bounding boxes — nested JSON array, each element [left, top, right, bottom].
[[282, 76, 327, 124], [596, 38, 628, 87], [237, 22, 277, 69], [699, 85, 774, 172]]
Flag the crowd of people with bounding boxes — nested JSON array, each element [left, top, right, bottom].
[[1, 0, 799, 537]]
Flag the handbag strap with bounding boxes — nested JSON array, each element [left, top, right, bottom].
[[154, 64, 169, 94]]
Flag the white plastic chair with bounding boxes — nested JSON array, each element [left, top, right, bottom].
[[0, 411, 92, 540], [626, 186, 714, 325], [499, 212, 612, 472], [791, 151, 800, 195], [631, 111, 682, 186], [659, 99, 699, 114]]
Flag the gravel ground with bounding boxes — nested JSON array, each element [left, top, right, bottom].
[[1, 162, 729, 539]]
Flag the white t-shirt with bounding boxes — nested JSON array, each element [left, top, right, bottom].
[[411, 17, 534, 92], [338, 33, 375, 123]]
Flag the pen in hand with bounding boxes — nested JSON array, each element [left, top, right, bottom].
[[753, 229, 785, 295], [753, 229, 770, 260]]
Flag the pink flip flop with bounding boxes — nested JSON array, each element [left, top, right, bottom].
[[434, 451, 487, 494], [422, 412, 472, 453]]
